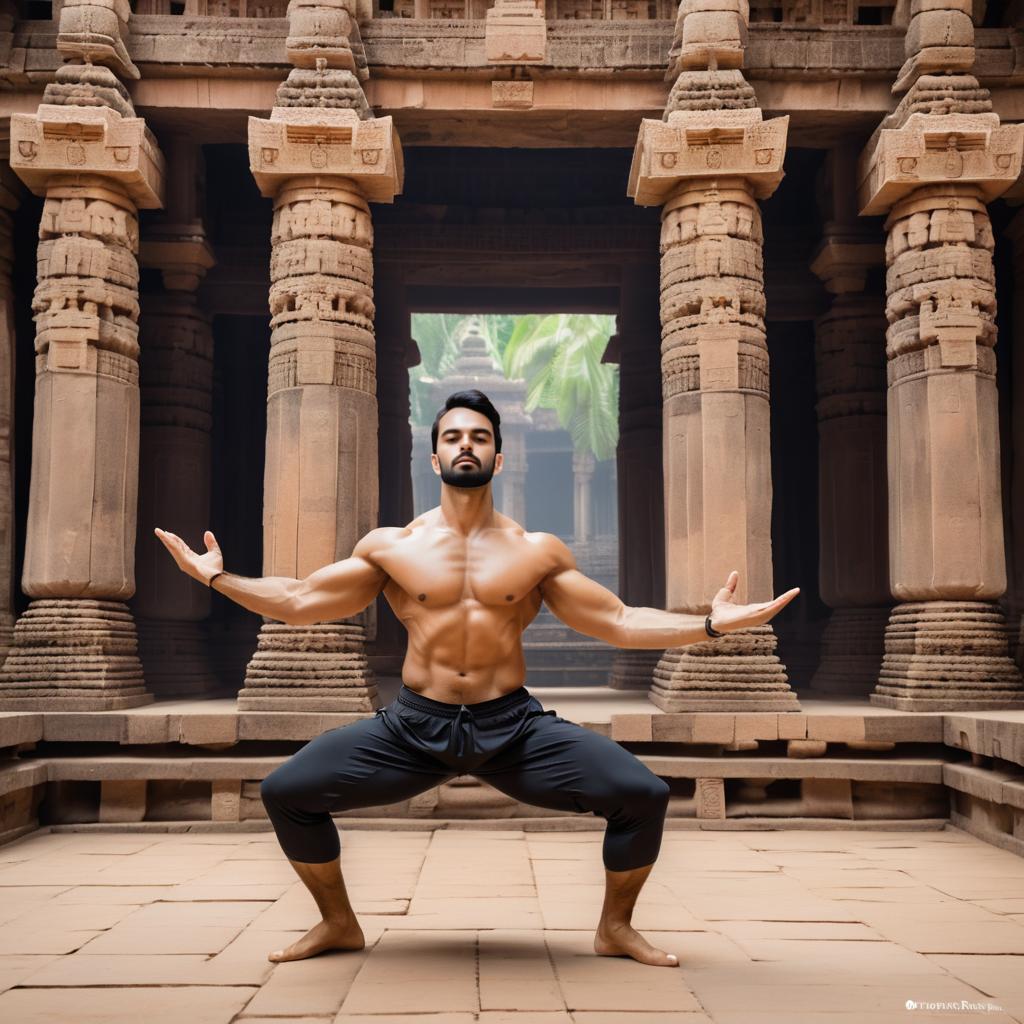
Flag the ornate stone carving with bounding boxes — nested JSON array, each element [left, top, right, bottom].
[[628, 0, 797, 711], [485, 0, 546, 64], [808, 219, 891, 696], [857, 42, 1024, 709], [57, 0, 139, 81], [0, 60, 164, 710], [240, 6, 403, 711]]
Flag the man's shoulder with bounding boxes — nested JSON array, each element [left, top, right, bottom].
[[523, 531, 576, 571], [352, 526, 413, 560]]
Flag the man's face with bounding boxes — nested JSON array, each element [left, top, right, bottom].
[[432, 407, 503, 489]]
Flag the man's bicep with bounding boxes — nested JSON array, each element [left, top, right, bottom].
[[293, 553, 388, 622], [540, 567, 625, 643]]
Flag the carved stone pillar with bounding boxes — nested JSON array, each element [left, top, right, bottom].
[[497, 429, 528, 528], [808, 150, 891, 696], [133, 155, 218, 698], [628, 0, 799, 711], [1008, 209, 1024, 666], [372, 262, 415, 676], [858, 33, 1024, 707], [239, 3, 402, 712], [572, 451, 595, 544], [609, 261, 665, 691], [0, 169, 18, 663], [0, 23, 163, 708]]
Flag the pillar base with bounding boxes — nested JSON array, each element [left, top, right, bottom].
[[136, 619, 222, 700], [650, 624, 800, 711], [808, 606, 890, 697], [609, 649, 661, 691], [0, 614, 13, 668], [0, 599, 152, 710], [237, 622, 379, 712], [871, 601, 1024, 711]]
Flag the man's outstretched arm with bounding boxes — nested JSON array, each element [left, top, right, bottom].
[[536, 534, 799, 649], [154, 527, 390, 626]]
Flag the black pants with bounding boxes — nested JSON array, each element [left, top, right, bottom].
[[261, 684, 669, 872]]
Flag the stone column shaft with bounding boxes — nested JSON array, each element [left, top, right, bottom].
[[0, 172, 18, 663], [858, 61, 1024, 709], [808, 223, 892, 695], [0, 64, 164, 709], [609, 262, 665, 691], [629, 0, 799, 711], [240, 11, 403, 710]]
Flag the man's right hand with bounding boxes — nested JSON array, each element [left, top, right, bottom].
[[155, 528, 224, 586]]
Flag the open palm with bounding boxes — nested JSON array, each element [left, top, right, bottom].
[[154, 528, 223, 586], [710, 570, 799, 633]]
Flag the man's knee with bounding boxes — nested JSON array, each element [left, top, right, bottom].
[[260, 766, 306, 810], [622, 774, 670, 819]]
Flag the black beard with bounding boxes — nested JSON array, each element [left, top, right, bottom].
[[440, 457, 496, 489]]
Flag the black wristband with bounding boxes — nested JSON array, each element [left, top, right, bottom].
[[208, 570, 225, 589], [704, 614, 725, 638]]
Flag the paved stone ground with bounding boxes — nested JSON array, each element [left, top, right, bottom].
[[0, 826, 1022, 1023]]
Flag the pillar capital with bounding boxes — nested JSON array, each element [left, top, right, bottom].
[[628, 109, 789, 207], [139, 232, 216, 293], [810, 237, 884, 295], [858, 112, 1023, 217], [248, 106, 403, 203], [10, 103, 164, 210]]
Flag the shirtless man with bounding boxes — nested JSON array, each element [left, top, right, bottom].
[[156, 388, 799, 969]]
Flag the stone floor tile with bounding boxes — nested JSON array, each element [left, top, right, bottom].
[[179, 860, 300, 885], [0, 985, 258, 1024], [478, 930, 563, 1011], [712, 920, 883, 941], [679, 895, 861, 922], [238, 1019, 329, 1024], [865, 919, 1024, 955], [478, 1014, 573, 1023], [926, 953, 1024, 1002], [20, 951, 273, 987], [403, 897, 542, 929], [683, 970, 997, 1015], [0, 928, 101, 954], [709, 1014, 1017, 1024], [335, 1015, 475, 1024], [727, 937, 949, 974], [52, 885, 173, 904], [809, 885, 960, 904], [7, 901, 140, 933], [546, 931, 703, 1012], [972, 897, 1024, 914], [161, 882, 294, 902], [572, 1014, 712, 1023], [0, 886, 71, 925], [0, 954, 60, 994], [337, 930, 478, 1015], [242, 946, 369, 1017]]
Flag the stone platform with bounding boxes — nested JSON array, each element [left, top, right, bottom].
[[1, 686, 1023, 861], [0, 825, 1023, 1023]]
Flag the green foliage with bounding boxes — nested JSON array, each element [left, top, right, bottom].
[[502, 313, 619, 461], [409, 312, 618, 461]]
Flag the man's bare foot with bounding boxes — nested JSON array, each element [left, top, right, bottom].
[[594, 921, 678, 967], [268, 916, 365, 963]]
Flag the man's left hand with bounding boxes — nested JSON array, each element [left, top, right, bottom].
[[709, 571, 799, 634]]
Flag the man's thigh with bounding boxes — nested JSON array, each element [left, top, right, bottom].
[[472, 711, 662, 816], [267, 710, 455, 813]]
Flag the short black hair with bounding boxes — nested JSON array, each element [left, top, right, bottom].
[[431, 389, 503, 454]]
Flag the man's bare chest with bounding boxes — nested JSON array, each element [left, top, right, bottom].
[[376, 533, 546, 609]]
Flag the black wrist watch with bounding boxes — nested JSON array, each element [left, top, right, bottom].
[[704, 614, 725, 638]]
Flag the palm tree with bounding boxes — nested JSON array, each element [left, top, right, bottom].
[[409, 312, 619, 463], [501, 312, 619, 461]]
